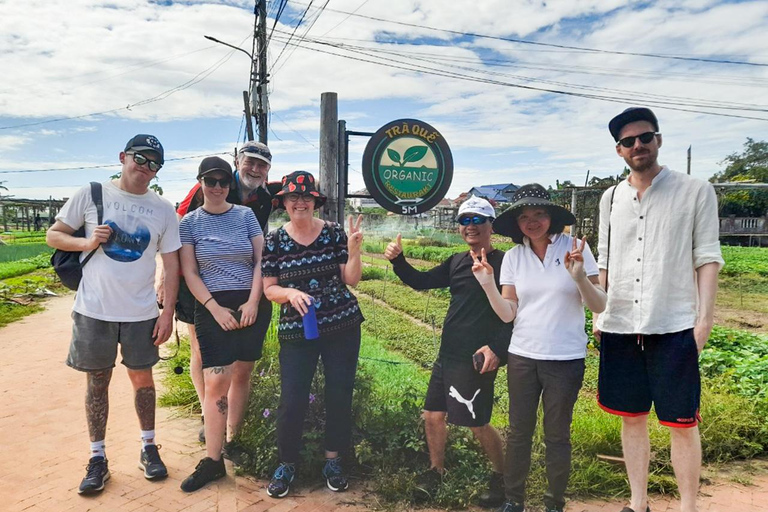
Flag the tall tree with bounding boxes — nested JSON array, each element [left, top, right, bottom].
[[711, 138, 768, 217]]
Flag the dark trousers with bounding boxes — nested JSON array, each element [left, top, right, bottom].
[[276, 325, 361, 463], [504, 353, 585, 509]]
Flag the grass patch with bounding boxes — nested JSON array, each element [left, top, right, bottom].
[[357, 279, 450, 324], [0, 253, 53, 279], [0, 268, 67, 327], [0, 243, 53, 262], [721, 246, 768, 277]]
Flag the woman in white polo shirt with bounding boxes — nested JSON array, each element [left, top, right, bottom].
[[471, 183, 606, 512]]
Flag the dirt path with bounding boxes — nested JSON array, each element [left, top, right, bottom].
[[1, 295, 767, 512]]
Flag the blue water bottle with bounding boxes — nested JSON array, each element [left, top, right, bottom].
[[302, 297, 319, 340]]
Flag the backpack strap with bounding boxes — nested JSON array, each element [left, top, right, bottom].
[[605, 184, 618, 292], [80, 182, 104, 268]]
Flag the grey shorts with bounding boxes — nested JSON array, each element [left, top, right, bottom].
[[67, 312, 159, 372]]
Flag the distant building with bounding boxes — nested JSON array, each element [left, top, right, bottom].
[[467, 183, 519, 203], [348, 188, 379, 210]]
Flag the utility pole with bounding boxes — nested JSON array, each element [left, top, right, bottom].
[[252, 0, 269, 144]]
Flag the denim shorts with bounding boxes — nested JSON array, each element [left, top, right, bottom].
[[67, 312, 159, 372]]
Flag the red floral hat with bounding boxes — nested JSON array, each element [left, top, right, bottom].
[[272, 170, 327, 210]]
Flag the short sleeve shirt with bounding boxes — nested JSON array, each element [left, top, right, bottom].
[[500, 234, 598, 360], [179, 205, 262, 292], [262, 222, 364, 341], [56, 180, 181, 322]]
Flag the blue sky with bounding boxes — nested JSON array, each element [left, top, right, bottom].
[[1, 0, 767, 205]]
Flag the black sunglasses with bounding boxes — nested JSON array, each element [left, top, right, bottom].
[[617, 131, 658, 148], [202, 176, 232, 188], [128, 151, 162, 172], [458, 215, 491, 226]]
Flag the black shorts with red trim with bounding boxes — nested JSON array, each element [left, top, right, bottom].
[[597, 328, 701, 428]]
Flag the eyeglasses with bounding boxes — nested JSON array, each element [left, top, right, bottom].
[[458, 215, 491, 226], [202, 176, 232, 188], [284, 193, 314, 203], [617, 131, 658, 148], [127, 151, 162, 172]]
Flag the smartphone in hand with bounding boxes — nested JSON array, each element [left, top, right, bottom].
[[472, 352, 485, 372]]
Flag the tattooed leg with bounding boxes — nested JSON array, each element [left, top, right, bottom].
[[134, 387, 156, 432], [126, 369, 156, 432], [86, 369, 113, 442], [203, 365, 232, 460]]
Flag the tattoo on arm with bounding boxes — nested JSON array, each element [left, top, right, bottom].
[[135, 386, 156, 431], [216, 396, 228, 415], [85, 370, 113, 442]]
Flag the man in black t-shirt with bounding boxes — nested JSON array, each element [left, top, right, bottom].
[[384, 196, 511, 508]]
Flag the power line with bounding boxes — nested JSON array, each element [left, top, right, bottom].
[[269, 0, 315, 72], [269, 33, 768, 122], [286, 0, 768, 68], [317, 0, 372, 38]]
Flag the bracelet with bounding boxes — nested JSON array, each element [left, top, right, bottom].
[[203, 297, 214, 307]]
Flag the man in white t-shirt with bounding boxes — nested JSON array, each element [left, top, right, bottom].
[[47, 134, 182, 496], [595, 108, 723, 512]]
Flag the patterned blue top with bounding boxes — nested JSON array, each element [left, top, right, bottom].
[[179, 205, 262, 292], [262, 222, 364, 341]]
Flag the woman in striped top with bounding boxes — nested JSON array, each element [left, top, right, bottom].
[[178, 157, 267, 492]]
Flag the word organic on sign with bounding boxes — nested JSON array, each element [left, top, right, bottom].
[[362, 119, 453, 215]]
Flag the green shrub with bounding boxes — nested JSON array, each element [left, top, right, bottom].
[[0, 254, 53, 280], [0, 243, 53, 263]]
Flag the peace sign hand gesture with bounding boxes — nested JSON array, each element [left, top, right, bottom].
[[564, 236, 587, 281], [470, 248, 495, 287], [347, 214, 364, 255]]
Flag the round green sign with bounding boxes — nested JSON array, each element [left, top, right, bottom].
[[362, 119, 453, 215]]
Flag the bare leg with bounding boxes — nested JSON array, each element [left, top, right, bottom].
[[85, 370, 113, 442], [226, 361, 254, 441], [188, 325, 205, 409], [423, 411, 448, 472], [203, 365, 232, 460], [470, 424, 504, 473], [670, 426, 701, 512], [622, 415, 650, 512]]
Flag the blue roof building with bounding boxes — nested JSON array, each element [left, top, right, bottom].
[[467, 183, 519, 203]]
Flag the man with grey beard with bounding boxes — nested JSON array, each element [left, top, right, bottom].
[[171, 141, 280, 463]]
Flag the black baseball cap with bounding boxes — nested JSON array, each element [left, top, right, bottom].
[[197, 156, 233, 179], [608, 107, 659, 142], [124, 134, 164, 164]]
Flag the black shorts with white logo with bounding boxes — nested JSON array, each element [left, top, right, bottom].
[[597, 328, 701, 428], [424, 358, 497, 427]]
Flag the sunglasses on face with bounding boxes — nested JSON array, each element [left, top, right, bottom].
[[617, 131, 658, 148], [284, 193, 314, 203], [201, 176, 232, 188], [127, 152, 162, 172], [458, 215, 491, 226]]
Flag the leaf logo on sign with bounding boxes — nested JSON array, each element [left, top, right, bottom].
[[387, 146, 428, 167]]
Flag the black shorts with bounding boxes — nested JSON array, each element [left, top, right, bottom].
[[194, 289, 273, 368], [597, 329, 701, 428], [175, 277, 195, 325], [424, 358, 497, 427]]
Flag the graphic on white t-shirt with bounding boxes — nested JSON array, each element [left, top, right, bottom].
[[103, 220, 151, 262], [449, 386, 481, 419]]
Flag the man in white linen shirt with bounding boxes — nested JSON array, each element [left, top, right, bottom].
[[594, 108, 723, 512]]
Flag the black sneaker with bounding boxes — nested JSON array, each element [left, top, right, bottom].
[[180, 457, 226, 493], [620, 507, 651, 512], [78, 456, 110, 495], [139, 444, 168, 480], [222, 440, 249, 467], [478, 471, 505, 508], [496, 501, 525, 512], [544, 506, 564, 512], [413, 467, 443, 503], [322, 456, 349, 492], [267, 462, 295, 498]]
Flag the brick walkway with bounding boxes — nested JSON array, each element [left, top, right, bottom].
[[1, 295, 766, 512]]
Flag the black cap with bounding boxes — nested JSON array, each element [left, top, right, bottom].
[[608, 108, 659, 141], [124, 134, 164, 164], [197, 156, 233, 179]]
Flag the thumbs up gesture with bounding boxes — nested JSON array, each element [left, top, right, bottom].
[[384, 233, 403, 261]]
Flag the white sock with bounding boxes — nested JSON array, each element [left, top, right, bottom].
[[90, 440, 106, 459], [141, 430, 155, 448]]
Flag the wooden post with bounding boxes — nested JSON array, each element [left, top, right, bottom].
[[243, 91, 254, 141], [337, 119, 347, 223], [319, 92, 339, 224]]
